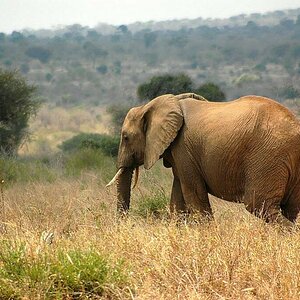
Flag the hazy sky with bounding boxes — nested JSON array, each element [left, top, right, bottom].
[[1, 0, 300, 33]]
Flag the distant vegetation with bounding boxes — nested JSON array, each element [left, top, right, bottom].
[[0, 9, 299, 106]]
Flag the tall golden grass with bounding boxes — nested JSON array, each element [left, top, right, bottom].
[[1, 165, 300, 299], [19, 105, 111, 155]]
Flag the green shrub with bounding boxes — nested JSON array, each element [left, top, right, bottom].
[[0, 241, 129, 298], [96, 64, 108, 74], [134, 191, 169, 218], [59, 133, 120, 157]]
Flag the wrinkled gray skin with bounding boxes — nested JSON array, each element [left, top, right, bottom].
[[113, 93, 300, 227]]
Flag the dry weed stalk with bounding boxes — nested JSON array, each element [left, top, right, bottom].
[[0, 178, 6, 233]]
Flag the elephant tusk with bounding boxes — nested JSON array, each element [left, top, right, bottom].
[[106, 168, 124, 187], [132, 167, 139, 189]]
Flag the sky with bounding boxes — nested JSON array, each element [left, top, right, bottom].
[[0, 0, 300, 33]]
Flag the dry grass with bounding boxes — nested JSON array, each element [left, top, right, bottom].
[[1, 166, 300, 299], [19, 105, 111, 155]]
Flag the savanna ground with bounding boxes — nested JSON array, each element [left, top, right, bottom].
[[1, 106, 300, 299]]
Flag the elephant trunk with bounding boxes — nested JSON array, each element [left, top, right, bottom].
[[116, 167, 133, 214]]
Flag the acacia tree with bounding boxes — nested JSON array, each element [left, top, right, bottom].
[[0, 69, 40, 155], [195, 82, 226, 102], [25, 46, 52, 63], [107, 104, 131, 135], [137, 73, 193, 102], [137, 74, 226, 102]]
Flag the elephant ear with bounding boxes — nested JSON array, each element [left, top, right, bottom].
[[143, 94, 183, 170]]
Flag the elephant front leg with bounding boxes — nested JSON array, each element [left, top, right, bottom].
[[170, 176, 187, 215]]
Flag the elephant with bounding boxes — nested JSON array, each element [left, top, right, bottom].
[[107, 93, 300, 227]]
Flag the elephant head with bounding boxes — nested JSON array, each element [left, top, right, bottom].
[[106, 93, 206, 213]]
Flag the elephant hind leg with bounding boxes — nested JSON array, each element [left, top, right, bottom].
[[244, 191, 294, 228], [246, 201, 294, 228], [281, 189, 300, 223], [244, 168, 295, 228]]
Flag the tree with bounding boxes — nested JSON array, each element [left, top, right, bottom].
[[0, 69, 40, 154], [107, 104, 130, 134], [280, 19, 294, 29], [25, 46, 52, 63], [117, 25, 129, 34], [143, 32, 157, 48], [194, 82, 226, 101], [137, 74, 193, 102], [10, 31, 24, 42], [96, 64, 108, 74], [83, 42, 108, 66], [279, 85, 300, 100]]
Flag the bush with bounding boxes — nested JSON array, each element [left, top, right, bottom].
[[254, 63, 266, 71], [59, 133, 120, 157], [134, 191, 169, 218], [0, 242, 129, 298], [96, 64, 108, 74]]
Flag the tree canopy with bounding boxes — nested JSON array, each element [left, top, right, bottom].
[[0, 69, 40, 154], [137, 74, 226, 102], [195, 82, 226, 102], [137, 74, 193, 102]]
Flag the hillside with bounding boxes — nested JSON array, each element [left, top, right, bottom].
[[127, 8, 300, 32], [1, 8, 300, 108]]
